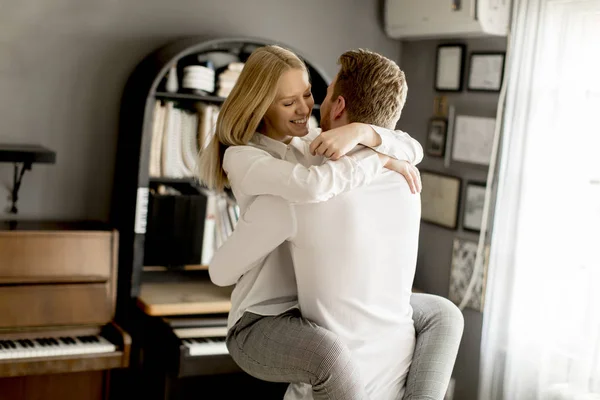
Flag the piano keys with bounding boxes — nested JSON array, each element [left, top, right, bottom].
[[0, 334, 116, 361], [182, 337, 228, 357], [141, 313, 239, 378], [176, 326, 229, 357]]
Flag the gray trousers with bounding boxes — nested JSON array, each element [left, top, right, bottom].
[[403, 293, 464, 400], [226, 308, 368, 400], [226, 293, 464, 400]]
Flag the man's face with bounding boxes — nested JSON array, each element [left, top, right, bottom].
[[319, 74, 338, 132]]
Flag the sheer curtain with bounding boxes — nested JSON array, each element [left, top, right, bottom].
[[479, 0, 600, 399]]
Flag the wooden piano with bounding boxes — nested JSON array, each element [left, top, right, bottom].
[[0, 221, 131, 400]]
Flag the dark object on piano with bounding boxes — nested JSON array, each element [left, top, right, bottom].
[[0, 144, 56, 215], [0, 221, 131, 400]]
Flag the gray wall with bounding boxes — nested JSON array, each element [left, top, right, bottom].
[[0, 0, 400, 220], [399, 37, 507, 400]]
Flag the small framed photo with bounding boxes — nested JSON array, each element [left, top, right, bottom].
[[426, 118, 448, 157], [467, 52, 506, 92], [435, 44, 466, 92], [463, 181, 486, 233], [449, 238, 490, 312], [420, 171, 462, 230]]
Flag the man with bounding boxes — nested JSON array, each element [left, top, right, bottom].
[[288, 49, 420, 399], [212, 49, 422, 399]]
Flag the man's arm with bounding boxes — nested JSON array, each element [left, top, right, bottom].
[[309, 123, 424, 165], [209, 195, 295, 287], [224, 146, 383, 204]]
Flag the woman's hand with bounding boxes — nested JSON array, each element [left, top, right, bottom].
[[309, 123, 368, 160], [384, 159, 422, 194]]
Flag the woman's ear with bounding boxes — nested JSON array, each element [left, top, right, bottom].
[[331, 96, 346, 121]]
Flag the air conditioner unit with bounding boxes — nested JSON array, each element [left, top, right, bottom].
[[384, 0, 511, 40]]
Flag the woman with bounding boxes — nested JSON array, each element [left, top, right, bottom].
[[198, 45, 422, 400]]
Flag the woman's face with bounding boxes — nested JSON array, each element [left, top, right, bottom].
[[261, 68, 314, 143]]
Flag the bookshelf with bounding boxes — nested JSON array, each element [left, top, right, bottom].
[[111, 37, 330, 319], [154, 92, 227, 104]]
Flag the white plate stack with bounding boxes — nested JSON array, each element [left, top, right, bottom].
[[217, 62, 244, 98], [182, 66, 215, 94]]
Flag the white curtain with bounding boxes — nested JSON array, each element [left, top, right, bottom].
[[479, 0, 600, 399]]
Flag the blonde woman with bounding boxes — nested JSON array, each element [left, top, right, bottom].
[[198, 45, 422, 400]]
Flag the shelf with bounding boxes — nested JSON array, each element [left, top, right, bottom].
[[155, 93, 321, 112], [136, 281, 233, 316], [143, 265, 208, 272], [149, 176, 200, 185], [148, 176, 207, 194], [155, 92, 226, 104], [0, 144, 56, 164]]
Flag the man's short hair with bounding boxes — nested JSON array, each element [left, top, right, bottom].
[[333, 49, 407, 129]]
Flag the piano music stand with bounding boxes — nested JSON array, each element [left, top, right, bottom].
[[0, 144, 56, 215]]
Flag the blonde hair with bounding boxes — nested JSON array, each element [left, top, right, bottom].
[[197, 45, 308, 191], [333, 49, 407, 129]]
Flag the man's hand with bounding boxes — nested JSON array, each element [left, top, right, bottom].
[[309, 123, 367, 160], [384, 159, 422, 194]]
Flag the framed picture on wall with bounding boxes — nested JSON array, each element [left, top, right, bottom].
[[467, 52, 506, 92], [420, 171, 462, 229], [451, 115, 496, 165], [463, 181, 487, 233], [449, 238, 490, 312], [434, 44, 466, 92], [426, 118, 448, 157]]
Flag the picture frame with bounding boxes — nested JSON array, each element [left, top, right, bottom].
[[467, 52, 506, 92], [463, 181, 487, 233], [451, 115, 496, 166], [420, 171, 462, 230], [426, 118, 448, 157], [435, 44, 466, 92], [449, 238, 490, 312]]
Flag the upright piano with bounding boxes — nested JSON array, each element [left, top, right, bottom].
[[0, 221, 131, 400]]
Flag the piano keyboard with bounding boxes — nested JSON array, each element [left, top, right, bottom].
[[174, 326, 229, 357], [182, 337, 228, 356], [0, 335, 116, 360]]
